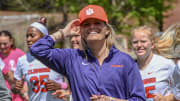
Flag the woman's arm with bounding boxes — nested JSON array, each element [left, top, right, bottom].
[[153, 94, 174, 101], [30, 35, 72, 75], [50, 19, 80, 42], [90, 95, 128, 101], [127, 62, 146, 101], [30, 19, 80, 75]]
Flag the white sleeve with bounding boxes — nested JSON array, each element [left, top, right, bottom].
[[173, 62, 180, 100], [49, 70, 64, 83], [173, 83, 180, 100], [169, 59, 176, 77], [14, 59, 23, 80], [0, 58, 5, 70]]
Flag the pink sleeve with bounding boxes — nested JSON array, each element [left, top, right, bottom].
[[55, 78, 68, 89], [16, 48, 25, 56], [60, 82, 68, 89]]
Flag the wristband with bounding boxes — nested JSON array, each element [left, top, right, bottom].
[[110, 97, 115, 101], [59, 29, 65, 40], [60, 82, 68, 89], [23, 92, 28, 97], [50, 29, 65, 42]]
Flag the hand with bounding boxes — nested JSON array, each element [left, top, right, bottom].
[[90, 95, 111, 101], [52, 89, 71, 100], [4, 70, 15, 84], [45, 79, 61, 91], [90, 95, 127, 101], [23, 93, 29, 101], [62, 19, 80, 37], [20, 83, 29, 101], [154, 94, 167, 101], [90, 95, 100, 101], [15, 76, 24, 92], [51, 19, 80, 42]]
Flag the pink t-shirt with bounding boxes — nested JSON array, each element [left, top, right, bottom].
[[1, 48, 25, 74], [0, 48, 25, 101]]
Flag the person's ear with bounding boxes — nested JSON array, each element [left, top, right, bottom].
[[41, 33, 45, 38], [9, 39, 13, 46], [151, 40, 155, 49], [105, 29, 110, 38]]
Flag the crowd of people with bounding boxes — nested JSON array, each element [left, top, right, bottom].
[[0, 4, 180, 101]]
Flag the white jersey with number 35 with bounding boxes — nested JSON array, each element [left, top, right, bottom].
[[140, 54, 175, 101], [14, 53, 64, 101]]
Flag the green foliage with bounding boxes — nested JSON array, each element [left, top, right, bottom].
[[1, 0, 176, 36]]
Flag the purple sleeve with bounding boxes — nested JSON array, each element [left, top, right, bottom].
[[30, 35, 71, 75], [128, 62, 146, 101]]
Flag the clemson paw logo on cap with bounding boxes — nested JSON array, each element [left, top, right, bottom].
[[86, 8, 94, 15]]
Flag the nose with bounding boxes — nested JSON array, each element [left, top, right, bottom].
[[137, 41, 142, 47], [0, 44, 5, 49], [71, 36, 76, 42], [27, 36, 31, 42], [89, 23, 95, 29]]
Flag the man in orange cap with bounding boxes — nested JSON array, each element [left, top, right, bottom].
[[30, 4, 146, 101]]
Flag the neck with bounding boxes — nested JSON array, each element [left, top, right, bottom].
[[88, 40, 109, 66], [1, 53, 8, 58], [0, 50, 11, 57], [137, 52, 153, 70]]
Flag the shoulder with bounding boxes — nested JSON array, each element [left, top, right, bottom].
[[17, 54, 27, 63], [14, 48, 24, 53], [12, 48, 25, 56], [114, 48, 135, 62], [177, 61, 180, 69], [152, 54, 175, 71], [153, 54, 174, 65]]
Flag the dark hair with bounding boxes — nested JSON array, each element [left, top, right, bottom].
[[0, 30, 16, 49], [39, 17, 47, 26]]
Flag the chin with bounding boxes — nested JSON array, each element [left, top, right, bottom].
[[87, 38, 100, 42], [87, 35, 99, 40], [73, 46, 79, 49], [28, 45, 32, 48], [137, 53, 146, 58]]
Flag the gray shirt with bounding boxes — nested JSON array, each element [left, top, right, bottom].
[[0, 69, 11, 101]]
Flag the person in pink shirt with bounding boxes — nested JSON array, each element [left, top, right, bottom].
[[0, 30, 27, 101]]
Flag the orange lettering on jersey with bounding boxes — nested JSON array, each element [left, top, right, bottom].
[[143, 77, 156, 98], [28, 68, 50, 75], [28, 70, 33, 75], [111, 65, 123, 67], [145, 86, 155, 98], [143, 78, 156, 84], [38, 68, 50, 73]]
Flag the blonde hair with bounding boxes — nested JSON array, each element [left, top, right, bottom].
[[132, 25, 155, 42], [106, 24, 123, 50], [155, 23, 180, 58]]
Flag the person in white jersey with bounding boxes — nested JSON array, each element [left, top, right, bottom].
[[14, 17, 67, 101], [155, 23, 180, 101], [173, 61, 180, 101], [131, 25, 175, 101]]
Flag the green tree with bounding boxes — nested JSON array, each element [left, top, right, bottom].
[[52, 0, 175, 35], [2, 0, 176, 35]]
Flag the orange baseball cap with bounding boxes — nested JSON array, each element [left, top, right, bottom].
[[79, 5, 108, 25]]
